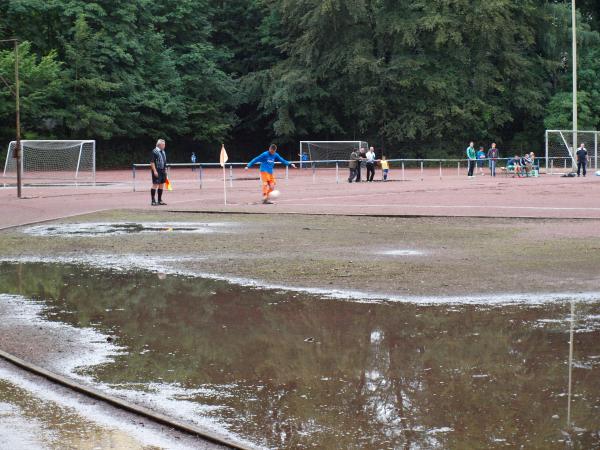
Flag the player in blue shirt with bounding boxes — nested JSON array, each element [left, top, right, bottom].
[[245, 144, 296, 204]]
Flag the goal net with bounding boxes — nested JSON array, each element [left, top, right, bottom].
[[3, 140, 96, 183], [545, 130, 598, 174], [300, 141, 369, 167]]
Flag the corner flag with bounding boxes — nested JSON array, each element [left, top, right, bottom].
[[220, 144, 228, 205], [220, 144, 228, 167]]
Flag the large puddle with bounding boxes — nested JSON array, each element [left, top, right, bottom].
[[0, 262, 598, 449], [23, 222, 234, 237]]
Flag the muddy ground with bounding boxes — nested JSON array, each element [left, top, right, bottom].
[[0, 360, 222, 450], [1, 210, 599, 297]]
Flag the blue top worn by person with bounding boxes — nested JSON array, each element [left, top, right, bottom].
[[247, 151, 292, 174]]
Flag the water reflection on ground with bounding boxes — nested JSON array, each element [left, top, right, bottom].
[[0, 262, 598, 449]]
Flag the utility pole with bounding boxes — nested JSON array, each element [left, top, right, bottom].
[[572, 0, 578, 168], [0, 38, 21, 198], [14, 39, 22, 198]]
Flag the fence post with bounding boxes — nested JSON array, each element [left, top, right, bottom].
[[550, 160, 553, 175], [335, 162, 339, 184], [420, 160, 424, 181], [199, 165, 203, 189], [545, 130, 549, 175], [457, 161, 460, 176], [132, 164, 136, 192], [595, 132, 598, 170], [312, 163, 316, 183], [229, 164, 233, 187], [402, 161, 405, 181], [439, 160, 442, 180], [286, 164, 289, 180]]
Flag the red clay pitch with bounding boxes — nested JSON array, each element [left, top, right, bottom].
[[1, 167, 599, 229]]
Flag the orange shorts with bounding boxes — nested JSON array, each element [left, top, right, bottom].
[[260, 172, 276, 185], [260, 172, 275, 197]]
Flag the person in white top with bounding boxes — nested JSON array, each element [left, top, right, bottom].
[[366, 146, 376, 182]]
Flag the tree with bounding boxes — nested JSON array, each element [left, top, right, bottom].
[[0, 41, 65, 141]]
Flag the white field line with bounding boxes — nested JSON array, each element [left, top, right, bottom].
[[275, 201, 600, 212]]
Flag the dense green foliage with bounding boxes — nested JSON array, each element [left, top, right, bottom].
[[1, 0, 599, 164]]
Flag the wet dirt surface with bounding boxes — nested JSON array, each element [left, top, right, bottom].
[[23, 222, 235, 237], [0, 262, 598, 449], [1, 210, 599, 298], [0, 360, 222, 450]]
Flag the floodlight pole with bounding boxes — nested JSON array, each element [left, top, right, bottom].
[[14, 40, 22, 198], [572, 0, 578, 168], [1, 38, 22, 197]]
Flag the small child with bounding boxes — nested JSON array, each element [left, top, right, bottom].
[[476, 146, 486, 176], [245, 144, 296, 204], [381, 156, 389, 181]]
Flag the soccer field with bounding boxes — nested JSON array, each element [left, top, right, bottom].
[[0, 172, 599, 449], [1, 167, 600, 229]]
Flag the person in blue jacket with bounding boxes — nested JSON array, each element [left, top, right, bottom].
[[245, 144, 296, 204]]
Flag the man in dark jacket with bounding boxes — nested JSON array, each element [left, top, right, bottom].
[[487, 143, 499, 177], [576, 143, 588, 177], [348, 149, 360, 183]]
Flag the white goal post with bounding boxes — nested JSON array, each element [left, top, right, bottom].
[[3, 140, 96, 183], [299, 141, 369, 167], [545, 130, 598, 173]]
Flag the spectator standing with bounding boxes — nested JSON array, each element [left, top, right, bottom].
[[366, 146, 376, 182], [381, 156, 389, 181], [298, 152, 309, 168], [576, 143, 588, 177], [466, 141, 476, 177], [356, 147, 366, 182], [487, 143, 499, 177], [348, 148, 360, 183], [150, 139, 168, 206], [191, 152, 197, 171], [476, 146, 486, 176]]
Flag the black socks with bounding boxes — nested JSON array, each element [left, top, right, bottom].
[[151, 188, 156, 202], [157, 189, 163, 202]]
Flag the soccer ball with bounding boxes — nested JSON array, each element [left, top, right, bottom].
[[269, 189, 280, 198]]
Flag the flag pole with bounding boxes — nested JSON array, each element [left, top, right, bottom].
[[222, 164, 227, 205], [220, 144, 228, 205]]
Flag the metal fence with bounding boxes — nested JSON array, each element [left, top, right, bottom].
[[132, 156, 577, 192]]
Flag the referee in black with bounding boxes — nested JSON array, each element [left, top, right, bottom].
[[150, 138, 167, 205]]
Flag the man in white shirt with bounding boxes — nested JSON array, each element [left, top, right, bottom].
[[366, 146, 376, 182]]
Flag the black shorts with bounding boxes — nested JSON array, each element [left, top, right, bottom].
[[152, 169, 167, 185]]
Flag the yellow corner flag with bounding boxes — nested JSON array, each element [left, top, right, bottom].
[[165, 178, 172, 191], [220, 144, 229, 167]]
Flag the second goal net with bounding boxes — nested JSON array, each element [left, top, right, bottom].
[[545, 130, 598, 173], [3, 140, 96, 183], [300, 141, 369, 167]]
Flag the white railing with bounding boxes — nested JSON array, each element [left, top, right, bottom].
[[131, 157, 561, 192]]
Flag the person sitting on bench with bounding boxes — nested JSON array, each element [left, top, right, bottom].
[[521, 153, 533, 176], [507, 154, 522, 177]]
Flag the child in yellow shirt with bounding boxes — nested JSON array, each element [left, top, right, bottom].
[[381, 156, 389, 181]]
